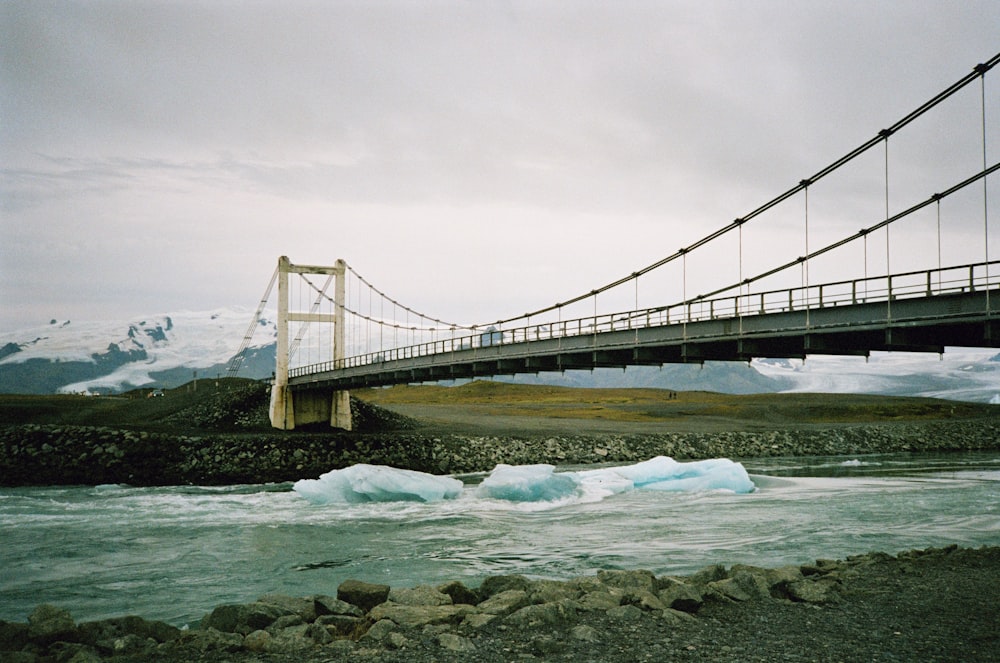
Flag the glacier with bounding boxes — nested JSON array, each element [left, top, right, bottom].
[[295, 457, 754, 506], [751, 349, 1000, 403], [0, 308, 276, 394]]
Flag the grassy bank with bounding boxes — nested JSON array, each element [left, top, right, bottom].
[[354, 381, 997, 435]]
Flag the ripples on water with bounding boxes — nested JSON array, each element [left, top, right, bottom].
[[1, 451, 997, 627]]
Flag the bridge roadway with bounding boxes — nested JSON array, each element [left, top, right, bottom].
[[288, 267, 1000, 393]]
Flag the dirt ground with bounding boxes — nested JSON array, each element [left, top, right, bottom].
[[355, 382, 996, 435]]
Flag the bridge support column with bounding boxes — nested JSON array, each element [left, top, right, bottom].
[[268, 256, 352, 431], [269, 256, 294, 429], [330, 259, 352, 430]]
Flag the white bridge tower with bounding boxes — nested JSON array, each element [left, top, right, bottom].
[[268, 256, 351, 430]]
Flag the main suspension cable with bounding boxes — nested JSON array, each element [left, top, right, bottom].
[[342, 262, 473, 330], [482, 52, 1000, 328], [656, 161, 1000, 312]]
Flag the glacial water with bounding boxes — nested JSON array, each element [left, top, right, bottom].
[[1, 451, 998, 628]]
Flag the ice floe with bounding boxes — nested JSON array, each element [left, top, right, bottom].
[[293, 464, 464, 504], [295, 456, 754, 506]]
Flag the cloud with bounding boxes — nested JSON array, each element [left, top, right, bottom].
[[1, 0, 998, 331]]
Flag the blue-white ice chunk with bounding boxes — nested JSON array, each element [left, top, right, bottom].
[[577, 456, 755, 495], [293, 464, 464, 504], [574, 469, 635, 497], [617, 456, 754, 493], [476, 464, 581, 502]]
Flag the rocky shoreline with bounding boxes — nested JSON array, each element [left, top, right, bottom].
[[2, 544, 997, 662], [1, 417, 998, 486]]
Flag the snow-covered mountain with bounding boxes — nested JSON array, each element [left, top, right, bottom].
[[1, 308, 998, 402], [0, 309, 277, 395], [751, 350, 1000, 404]]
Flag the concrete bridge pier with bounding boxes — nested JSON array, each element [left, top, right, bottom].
[[268, 256, 352, 431], [270, 385, 351, 431]]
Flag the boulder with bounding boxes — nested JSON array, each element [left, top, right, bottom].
[[657, 577, 704, 613], [529, 580, 581, 604], [78, 615, 180, 648], [506, 599, 580, 627], [437, 632, 476, 652], [766, 565, 805, 588], [477, 589, 530, 617], [566, 575, 605, 592], [688, 563, 728, 586], [627, 589, 668, 611], [597, 569, 657, 593], [0, 620, 30, 651], [66, 647, 103, 662], [388, 585, 453, 606], [359, 619, 397, 644], [337, 579, 390, 613], [266, 614, 304, 632], [801, 559, 842, 576], [243, 629, 271, 653], [785, 578, 840, 604], [707, 569, 772, 602], [461, 613, 497, 629], [385, 631, 411, 649], [437, 580, 479, 606], [260, 624, 315, 654], [315, 614, 365, 637], [578, 589, 623, 611], [27, 604, 77, 644], [200, 602, 288, 635], [108, 633, 151, 656], [313, 595, 364, 618], [257, 594, 317, 622], [171, 627, 243, 654], [570, 624, 601, 643], [477, 574, 532, 600], [367, 602, 475, 628]]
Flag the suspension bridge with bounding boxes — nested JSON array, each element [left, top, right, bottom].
[[229, 54, 1000, 430]]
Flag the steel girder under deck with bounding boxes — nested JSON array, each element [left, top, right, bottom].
[[288, 288, 1000, 393]]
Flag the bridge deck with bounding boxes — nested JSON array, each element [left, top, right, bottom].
[[288, 287, 999, 392]]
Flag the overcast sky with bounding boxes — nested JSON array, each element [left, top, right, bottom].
[[2, 1, 999, 335]]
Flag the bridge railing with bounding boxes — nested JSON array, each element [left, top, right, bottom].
[[288, 260, 998, 378]]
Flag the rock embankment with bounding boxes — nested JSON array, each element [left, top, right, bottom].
[[4, 545, 995, 662], [1, 418, 998, 486], [427, 418, 1000, 474], [0, 425, 435, 486]]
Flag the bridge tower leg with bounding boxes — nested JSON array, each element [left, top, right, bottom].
[[269, 256, 293, 430], [331, 258, 352, 431], [268, 256, 352, 431]]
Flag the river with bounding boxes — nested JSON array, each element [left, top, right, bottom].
[[1, 451, 997, 627]]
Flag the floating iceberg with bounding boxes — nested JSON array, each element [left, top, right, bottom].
[[476, 464, 580, 502], [479, 456, 755, 502], [590, 456, 756, 494], [293, 464, 464, 504], [295, 456, 755, 507]]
